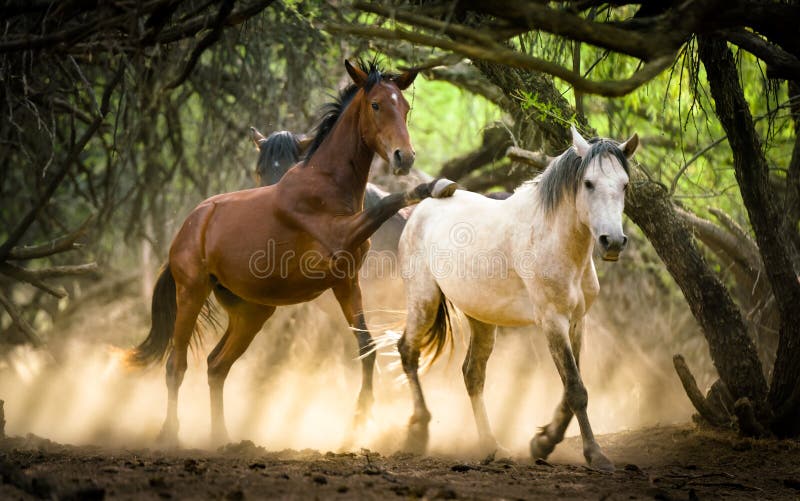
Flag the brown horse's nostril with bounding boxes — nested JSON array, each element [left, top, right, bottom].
[[394, 149, 403, 165]]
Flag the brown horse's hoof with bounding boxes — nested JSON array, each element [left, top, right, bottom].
[[431, 178, 458, 198]]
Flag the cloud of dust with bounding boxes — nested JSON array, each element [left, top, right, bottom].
[[0, 268, 700, 458]]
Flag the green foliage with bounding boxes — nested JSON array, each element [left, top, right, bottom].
[[512, 88, 575, 126], [406, 78, 503, 173]]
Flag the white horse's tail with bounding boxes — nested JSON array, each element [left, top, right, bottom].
[[419, 297, 453, 364], [362, 298, 454, 377]]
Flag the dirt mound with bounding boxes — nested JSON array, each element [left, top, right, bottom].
[[1, 425, 799, 499]]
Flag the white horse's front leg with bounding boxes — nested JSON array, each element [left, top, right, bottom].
[[530, 317, 584, 459], [538, 313, 613, 472]]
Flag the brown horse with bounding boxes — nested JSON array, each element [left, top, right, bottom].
[[125, 59, 457, 445]]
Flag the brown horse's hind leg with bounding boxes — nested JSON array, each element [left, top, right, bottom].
[[159, 280, 210, 446], [332, 279, 375, 429], [463, 316, 501, 455], [207, 297, 275, 445], [530, 318, 583, 460]]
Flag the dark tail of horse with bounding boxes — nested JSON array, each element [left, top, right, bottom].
[[124, 265, 178, 368], [123, 264, 218, 368], [418, 295, 453, 364]]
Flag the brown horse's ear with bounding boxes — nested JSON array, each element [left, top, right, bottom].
[[250, 127, 266, 149], [345, 59, 368, 87], [392, 69, 418, 90]]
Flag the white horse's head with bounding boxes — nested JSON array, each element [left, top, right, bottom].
[[571, 126, 638, 261]]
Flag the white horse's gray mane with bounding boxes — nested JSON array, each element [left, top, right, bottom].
[[537, 139, 629, 214]]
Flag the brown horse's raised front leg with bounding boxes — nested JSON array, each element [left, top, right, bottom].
[[281, 179, 456, 258], [339, 178, 457, 252], [332, 278, 375, 430]]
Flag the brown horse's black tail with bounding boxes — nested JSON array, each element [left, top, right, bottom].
[[418, 295, 454, 364], [124, 264, 178, 368]]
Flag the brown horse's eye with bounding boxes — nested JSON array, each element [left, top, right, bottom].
[[371, 102, 379, 111]]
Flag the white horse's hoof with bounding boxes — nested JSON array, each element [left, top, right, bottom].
[[586, 449, 615, 473], [432, 178, 458, 198], [404, 421, 430, 455], [529, 433, 555, 459]]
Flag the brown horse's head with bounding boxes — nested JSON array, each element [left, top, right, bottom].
[[345, 59, 418, 175]]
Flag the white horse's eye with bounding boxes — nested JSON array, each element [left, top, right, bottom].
[[584, 180, 595, 190]]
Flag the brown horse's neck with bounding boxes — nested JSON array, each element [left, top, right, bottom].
[[308, 98, 373, 207]]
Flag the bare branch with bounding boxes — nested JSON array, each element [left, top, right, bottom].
[[155, 0, 275, 44], [0, 64, 123, 262], [439, 126, 511, 181], [163, 0, 239, 90], [721, 29, 800, 81], [506, 146, 551, 170], [7, 214, 94, 260], [673, 354, 729, 427], [24, 262, 99, 279], [463, 0, 684, 61], [0, 263, 68, 298], [324, 22, 675, 97], [676, 206, 760, 281], [0, 290, 42, 346]]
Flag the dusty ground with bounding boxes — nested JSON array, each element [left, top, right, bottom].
[[1, 425, 799, 500]]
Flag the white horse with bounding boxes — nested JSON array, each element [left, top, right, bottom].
[[397, 126, 638, 472]]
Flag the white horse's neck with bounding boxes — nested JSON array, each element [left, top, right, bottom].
[[506, 182, 594, 268]]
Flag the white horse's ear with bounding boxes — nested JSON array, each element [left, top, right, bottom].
[[571, 125, 590, 158], [619, 132, 639, 159]]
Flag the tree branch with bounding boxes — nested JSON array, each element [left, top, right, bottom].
[[673, 354, 729, 426], [0, 263, 67, 298], [505, 147, 551, 170], [163, 0, 237, 90], [439, 126, 512, 181], [721, 29, 800, 81], [0, 290, 42, 346], [323, 22, 675, 97], [0, 64, 123, 262], [24, 263, 99, 279], [461, 0, 686, 60], [7, 214, 94, 261]]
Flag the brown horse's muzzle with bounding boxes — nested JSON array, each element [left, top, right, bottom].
[[391, 148, 415, 175]]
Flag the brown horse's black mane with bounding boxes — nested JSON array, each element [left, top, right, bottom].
[[303, 58, 394, 164]]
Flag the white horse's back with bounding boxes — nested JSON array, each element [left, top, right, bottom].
[[400, 190, 536, 326]]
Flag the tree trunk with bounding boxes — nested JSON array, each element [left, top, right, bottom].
[[624, 168, 769, 416], [699, 37, 800, 436]]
